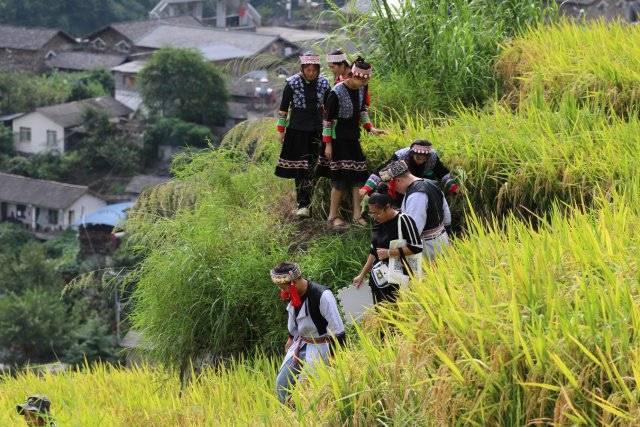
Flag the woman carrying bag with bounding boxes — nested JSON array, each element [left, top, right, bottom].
[[352, 186, 423, 304]]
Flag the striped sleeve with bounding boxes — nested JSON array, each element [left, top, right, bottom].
[[399, 213, 423, 254]]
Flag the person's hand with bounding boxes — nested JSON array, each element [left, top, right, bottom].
[[279, 132, 285, 144], [324, 143, 333, 160], [376, 248, 391, 260], [352, 274, 365, 288], [358, 188, 368, 198], [370, 128, 386, 136], [284, 336, 293, 352]]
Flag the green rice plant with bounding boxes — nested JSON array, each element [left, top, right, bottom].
[[0, 358, 296, 426], [293, 185, 640, 424], [496, 20, 640, 113], [361, 98, 640, 223]]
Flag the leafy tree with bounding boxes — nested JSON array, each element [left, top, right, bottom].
[[0, 242, 63, 295], [68, 69, 115, 101], [0, 288, 71, 365], [74, 108, 142, 175], [139, 48, 229, 127], [64, 316, 119, 366]]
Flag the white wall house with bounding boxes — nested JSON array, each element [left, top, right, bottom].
[[12, 112, 65, 154], [0, 172, 106, 233], [10, 96, 132, 155]]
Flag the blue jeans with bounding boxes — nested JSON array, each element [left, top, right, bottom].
[[275, 344, 306, 404]]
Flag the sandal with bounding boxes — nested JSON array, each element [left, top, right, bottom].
[[327, 217, 348, 230], [352, 217, 368, 226]]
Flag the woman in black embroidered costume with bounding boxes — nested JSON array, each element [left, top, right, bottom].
[[352, 188, 423, 304], [275, 52, 331, 218], [319, 57, 383, 229]]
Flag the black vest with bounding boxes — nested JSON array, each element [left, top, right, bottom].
[[405, 179, 444, 231], [303, 281, 330, 336]]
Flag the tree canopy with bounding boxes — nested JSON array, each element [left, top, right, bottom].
[[139, 48, 229, 127]]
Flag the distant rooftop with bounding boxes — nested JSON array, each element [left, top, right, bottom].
[[0, 172, 98, 210], [46, 51, 127, 71], [0, 24, 74, 50], [32, 96, 132, 128], [254, 26, 328, 43]]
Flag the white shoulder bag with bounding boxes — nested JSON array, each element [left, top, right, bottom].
[[387, 213, 423, 288]]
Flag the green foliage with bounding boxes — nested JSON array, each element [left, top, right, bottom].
[[0, 72, 71, 116], [139, 48, 229, 127], [128, 150, 293, 368], [64, 317, 119, 366], [74, 108, 142, 175], [0, 288, 71, 366], [0, 0, 157, 35], [0, 70, 113, 116], [0, 242, 64, 294], [334, 0, 556, 115], [68, 69, 114, 102], [142, 117, 214, 164], [0, 125, 13, 156], [0, 151, 81, 182]]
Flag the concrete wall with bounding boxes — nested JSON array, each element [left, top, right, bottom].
[[68, 194, 107, 228], [12, 112, 65, 155]]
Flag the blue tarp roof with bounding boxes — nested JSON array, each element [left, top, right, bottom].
[[75, 202, 133, 227]]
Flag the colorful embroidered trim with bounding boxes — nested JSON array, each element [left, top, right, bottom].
[[327, 53, 348, 63], [322, 120, 335, 144], [351, 64, 372, 79], [360, 111, 373, 131], [276, 116, 287, 133], [300, 54, 321, 64]]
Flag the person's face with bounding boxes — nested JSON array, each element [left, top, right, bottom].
[[275, 282, 289, 292], [328, 63, 346, 77], [348, 75, 368, 89], [411, 153, 428, 165], [302, 65, 319, 81], [368, 204, 394, 223], [23, 411, 46, 426]]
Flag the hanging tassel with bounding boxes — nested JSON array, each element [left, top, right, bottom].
[[280, 282, 302, 309]]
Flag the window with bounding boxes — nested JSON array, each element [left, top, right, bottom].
[[19, 127, 31, 142], [16, 204, 26, 219], [46, 130, 58, 147], [48, 209, 59, 225], [115, 40, 131, 53], [92, 37, 106, 50], [68, 210, 75, 225]]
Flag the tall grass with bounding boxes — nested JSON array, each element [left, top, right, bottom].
[[335, 0, 556, 115], [0, 359, 293, 426], [362, 98, 640, 222], [293, 186, 640, 424], [496, 20, 640, 112], [5, 188, 640, 424]]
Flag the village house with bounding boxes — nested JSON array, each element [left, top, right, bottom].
[[0, 172, 106, 233], [9, 96, 132, 155], [0, 24, 76, 73], [85, 16, 204, 55], [45, 51, 127, 73]]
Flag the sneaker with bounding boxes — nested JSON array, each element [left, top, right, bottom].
[[295, 207, 311, 218]]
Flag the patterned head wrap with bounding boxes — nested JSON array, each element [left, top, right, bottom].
[[410, 140, 433, 155], [351, 63, 372, 79], [270, 262, 302, 285], [300, 53, 321, 65], [379, 160, 409, 182], [327, 52, 348, 63]]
